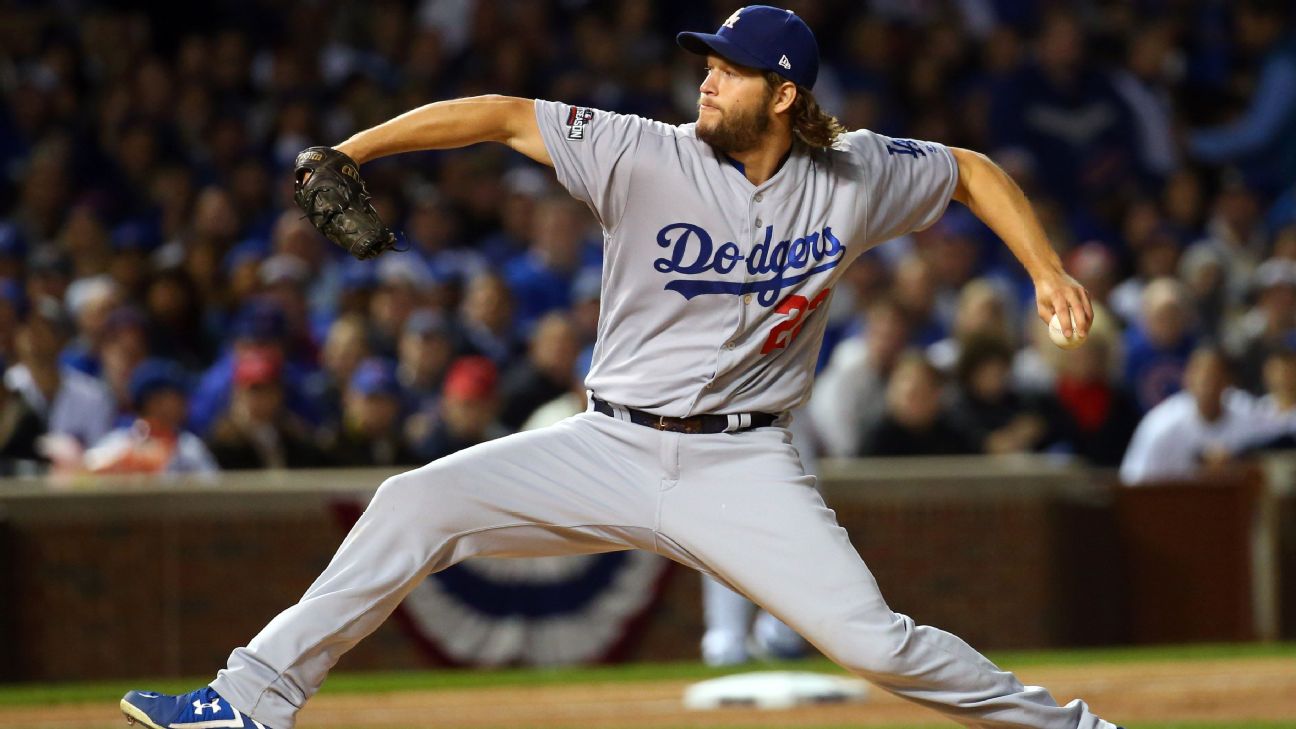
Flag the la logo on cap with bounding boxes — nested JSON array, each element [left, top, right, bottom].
[[723, 9, 742, 28]]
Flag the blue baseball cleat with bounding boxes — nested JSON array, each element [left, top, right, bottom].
[[120, 686, 272, 729]]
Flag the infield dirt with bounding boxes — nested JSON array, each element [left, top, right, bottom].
[[2, 655, 1293, 728]]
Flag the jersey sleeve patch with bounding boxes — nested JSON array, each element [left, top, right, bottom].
[[566, 106, 595, 140]]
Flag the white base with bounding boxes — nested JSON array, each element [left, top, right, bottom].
[[683, 671, 870, 711]]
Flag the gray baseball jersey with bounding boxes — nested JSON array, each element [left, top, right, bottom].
[[206, 100, 1118, 729], [534, 100, 956, 416]]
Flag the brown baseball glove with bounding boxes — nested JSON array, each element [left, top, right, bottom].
[[293, 146, 399, 260]]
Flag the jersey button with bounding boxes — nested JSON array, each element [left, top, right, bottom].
[[743, 294, 753, 305], [755, 217, 763, 228], [754, 192, 763, 202], [724, 341, 735, 349]]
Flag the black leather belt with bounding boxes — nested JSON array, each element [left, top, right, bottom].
[[591, 397, 776, 434]]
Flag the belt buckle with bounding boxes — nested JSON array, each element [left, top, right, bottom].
[[657, 415, 669, 431]]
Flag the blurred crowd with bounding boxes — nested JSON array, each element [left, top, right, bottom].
[[0, 0, 1293, 481]]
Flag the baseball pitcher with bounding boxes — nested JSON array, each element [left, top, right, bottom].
[[122, 6, 1116, 729]]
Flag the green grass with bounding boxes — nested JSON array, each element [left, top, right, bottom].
[[0, 642, 1291, 709]]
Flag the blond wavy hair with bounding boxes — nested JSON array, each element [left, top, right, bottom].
[[764, 71, 847, 149]]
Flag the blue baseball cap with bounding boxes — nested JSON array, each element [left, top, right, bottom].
[[350, 357, 402, 398], [677, 5, 819, 89], [232, 299, 288, 343], [130, 359, 190, 411]]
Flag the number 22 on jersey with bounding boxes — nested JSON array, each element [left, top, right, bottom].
[[760, 288, 831, 355]]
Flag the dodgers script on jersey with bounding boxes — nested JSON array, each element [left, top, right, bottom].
[[534, 99, 957, 417]]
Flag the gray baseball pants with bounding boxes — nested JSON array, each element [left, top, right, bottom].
[[211, 410, 1118, 729]]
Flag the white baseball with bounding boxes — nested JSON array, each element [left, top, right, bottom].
[[1048, 312, 1084, 350]]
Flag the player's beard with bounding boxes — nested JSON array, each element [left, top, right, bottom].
[[696, 89, 774, 154]]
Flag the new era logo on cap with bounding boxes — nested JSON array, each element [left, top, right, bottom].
[[676, 5, 819, 89]]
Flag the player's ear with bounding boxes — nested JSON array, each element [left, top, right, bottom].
[[771, 81, 797, 115]]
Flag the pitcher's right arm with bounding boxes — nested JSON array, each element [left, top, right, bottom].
[[335, 95, 551, 168]]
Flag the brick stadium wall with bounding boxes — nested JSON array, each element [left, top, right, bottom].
[[830, 493, 1126, 650], [0, 479, 429, 681], [817, 458, 1128, 651], [0, 457, 1288, 681]]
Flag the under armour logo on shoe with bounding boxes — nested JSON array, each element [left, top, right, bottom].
[[778, 55, 792, 70], [723, 9, 742, 28], [193, 698, 222, 715]]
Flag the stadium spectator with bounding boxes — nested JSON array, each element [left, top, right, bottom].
[[948, 334, 1072, 455], [59, 274, 125, 375], [188, 299, 321, 435], [324, 358, 421, 467], [857, 353, 978, 457], [107, 222, 157, 300], [334, 263, 380, 325], [4, 296, 115, 450], [1230, 258, 1296, 393], [503, 196, 596, 332], [368, 255, 439, 358], [1108, 212, 1182, 327], [1238, 339, 1296, 451], [926, 278, 1013, 374], [257, 253, 319, 364], [456, 271, 518, 365], [1123, 277, 1197, 411], [141, 266, 212, 371], [405, 191, 488, 292], [1049, 306, 1140, 467], [267, 214, 341, 336], [83, 359, 218, 475], [97, 306, 151, 417], [417, 355, 507, 461], [1177, 242, 1230, 344], [25, 248, 73, 316], [892, 255, 944, 346], [521, 345, 594, 431], [1119, 346, 1260, 485], [809, 296, 910, 457], [1196, 177, 1269, 303], [477, 168, 549, 262], [1162, 169, 1208, 244], [918, 214, 987, 332], [397, 308, 455, 409], [1258, 338, 1296, 421], [1237, 338, 1296, 452], [308, 314, 373, 430], [499, 311, 580, 430], [58, 206, 113, 283], [208, 347, 326, 470]]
